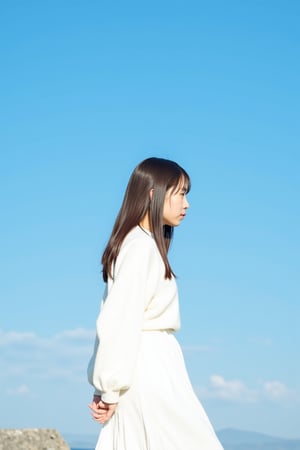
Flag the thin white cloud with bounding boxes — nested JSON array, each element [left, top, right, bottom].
[[54, 328, 95, 341], [262, 380, 290, 400], [248, 336, 273, 347], [0, 327, 95, 387], [196, 375, 298, 405], [0, 329, 37, 346], [6, 384, 31, 396], [209, 374, 258, 403]]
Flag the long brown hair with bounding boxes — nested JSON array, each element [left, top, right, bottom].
[[101, 157, 191, 281]]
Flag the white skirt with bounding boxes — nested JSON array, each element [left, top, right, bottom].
[[95, 330, 223, 450]]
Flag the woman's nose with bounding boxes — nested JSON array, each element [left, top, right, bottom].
[[184, 197, 190, 209]]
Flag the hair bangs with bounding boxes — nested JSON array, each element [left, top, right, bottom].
[[169, 171, 191, 195]]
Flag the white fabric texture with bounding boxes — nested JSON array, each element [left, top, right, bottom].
[[88, 226, 223, 450]]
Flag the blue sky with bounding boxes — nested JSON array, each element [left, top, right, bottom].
[[0, 0, 299, 442]]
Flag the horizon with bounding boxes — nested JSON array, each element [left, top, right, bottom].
[[63, 427, 300, 450]]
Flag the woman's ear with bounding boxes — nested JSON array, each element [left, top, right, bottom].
[[149, 188, 154, 201]]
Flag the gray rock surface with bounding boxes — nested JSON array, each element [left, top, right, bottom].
[[0, 429, 70, 450]]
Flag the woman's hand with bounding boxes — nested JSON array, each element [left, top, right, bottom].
[[88, 395, 118, 424]]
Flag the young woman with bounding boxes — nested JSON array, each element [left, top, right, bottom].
[[87, 157, 224, 450]]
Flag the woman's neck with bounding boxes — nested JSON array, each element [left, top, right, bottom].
[[139, 213, 151, 232]]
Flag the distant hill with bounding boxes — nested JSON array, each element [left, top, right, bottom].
[[217, 428, 300, 450], [63, 428, 300, 450]]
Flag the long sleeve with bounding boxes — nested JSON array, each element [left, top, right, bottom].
[[87, 232, 160, 403]]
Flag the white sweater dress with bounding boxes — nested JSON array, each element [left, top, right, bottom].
[[87, 225, 224, 450]]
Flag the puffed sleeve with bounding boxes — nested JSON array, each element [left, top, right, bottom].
[[87, 235, 159, 403]]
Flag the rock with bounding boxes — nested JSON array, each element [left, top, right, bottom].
[[0, 429, 70, 450]]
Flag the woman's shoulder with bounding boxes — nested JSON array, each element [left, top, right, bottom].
[[120, 226, 157, 255], [123, 225, 154, 244], [114, 226, 164, 276]]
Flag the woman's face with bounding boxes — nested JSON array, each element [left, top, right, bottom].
[[163, 180, 190, 227]]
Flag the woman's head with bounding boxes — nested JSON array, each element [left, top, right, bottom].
[[121, 157, 191, 231], [102, 157, 191, 281]]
